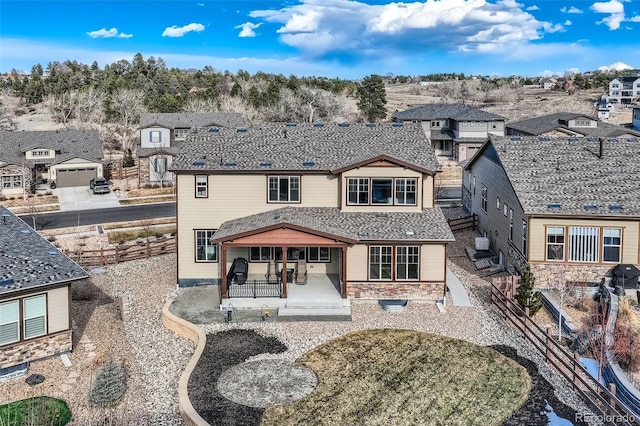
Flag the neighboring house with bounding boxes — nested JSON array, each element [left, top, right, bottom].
[[0, 206, 88, 372], [505, 112, 640, 139], [392, 104, 505, 162], [463, 135, 640, 287], [0, 129, 104, 194], [633, 106, 640, 131], [170, 122, 454, 306], [541, 77, 558, 90], [138, 113, 248, 185], [607, 77, 640, 104]]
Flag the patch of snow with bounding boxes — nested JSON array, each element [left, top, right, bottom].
[[545, 402, 573, 425], [580, 357, 606, 385]]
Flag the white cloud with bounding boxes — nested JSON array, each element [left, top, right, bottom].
[[197, 3, 204, 6], [86, 27, 132, 39], [628, 15, 640, 22], [591, 0, 624, 14], [162, 23, 205, 37], [250, 0, 564, 57], [598, 61, 634, 71], [235, 22, 262, 37], [560, 6, 583, 13], [564, 20, 572, 25], [526, 5, 539, 11]]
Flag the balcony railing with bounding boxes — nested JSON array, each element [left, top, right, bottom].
[[227, 278, 282, 298]]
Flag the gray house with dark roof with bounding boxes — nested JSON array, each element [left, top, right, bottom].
[[392, 103, 505, 162], [0, 129, 104, 194], [505, 112, 640, 138], [0, 206, 88, 372], [138, 113, 248, 185], [170, 122, 454, 310], [464, 135, 640, 287]]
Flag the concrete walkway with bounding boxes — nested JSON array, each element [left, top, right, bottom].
[[446, 268, 472, 307], [53, 186, 121, 211]]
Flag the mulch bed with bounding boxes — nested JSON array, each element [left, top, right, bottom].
[[493, 345, 588, 426], [188, 329, 286, 426]]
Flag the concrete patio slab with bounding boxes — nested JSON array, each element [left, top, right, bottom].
[[446, 268, 472, 307]]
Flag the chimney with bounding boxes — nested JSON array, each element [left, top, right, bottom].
[[598, 137, 604, 159], [283, 129, 288, 139]]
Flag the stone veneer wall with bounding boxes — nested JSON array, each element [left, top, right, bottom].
[[139, 157, 150, 185], [530, 263, 611, 288], [347, 282, 445, 300], [1, 330, 72, 369], [507, 242, 528, 276]]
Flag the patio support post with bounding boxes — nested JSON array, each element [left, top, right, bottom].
[[281, 245, 287, 298], [221, 245, 228, 298], [341, 245, 347, 298]]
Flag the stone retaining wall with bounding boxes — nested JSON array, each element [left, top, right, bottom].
[[347, 282, 445, 300], [1, 330, 72, 369]]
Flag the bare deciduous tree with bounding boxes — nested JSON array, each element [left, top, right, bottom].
[[76, 87, 106, 124], [44, 91, 78, 126], [112, 88, 145, 152], [0, 96, 17, 130], [549, 264, 576, 341]]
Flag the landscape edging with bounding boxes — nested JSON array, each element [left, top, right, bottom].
[[161, 300, 210, 426]]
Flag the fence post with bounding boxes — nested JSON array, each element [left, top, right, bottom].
[[573, 353, 580, 390], [608, 383, 616, 408], [545, 327, 551, 363], [115, 245, 120, 264], [524, 307, 530, 337], [100, 247, 104, 265], [146, 240, 150, 258]]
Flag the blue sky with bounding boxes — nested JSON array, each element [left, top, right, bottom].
[[0, 0, 639, 79]]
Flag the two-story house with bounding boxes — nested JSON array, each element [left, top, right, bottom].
[[0, 206, 88, 375], [138, 113, 248, 186], [392, 104, 505, 162], [506, 112, 640, 139], [0, 130, 104, 194], [608, 77, 640, 104], [464, 135, 640, 287], [170, 122, 455, 309]]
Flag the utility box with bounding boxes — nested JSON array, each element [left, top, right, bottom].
[[475, 237, 490, 251]]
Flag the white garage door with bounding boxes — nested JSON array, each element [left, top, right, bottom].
[[56, 168, 97, 188]]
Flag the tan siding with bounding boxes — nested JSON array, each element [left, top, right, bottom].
[[421, 244, 446, 281], [529, 217, 639, 264], [423, 175, 433, 208], [346, 245, 368, 281], [47, 286, 69, 333]]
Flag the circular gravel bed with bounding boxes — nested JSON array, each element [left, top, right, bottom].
[[217, 360, 317, 408]]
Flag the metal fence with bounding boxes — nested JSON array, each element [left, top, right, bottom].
[[227, 279, 282, 298]]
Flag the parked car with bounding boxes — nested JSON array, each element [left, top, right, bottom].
[[90, 177, 110, 194]]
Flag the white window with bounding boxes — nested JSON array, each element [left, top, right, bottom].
[[522, 220, 527, 256], [603, 228, 622, 263], [31, 150, 49, 157], [395, 178, 417, 205], [347, 178, 369, 204], [150, 130, 162, 143], [0, 300, 19, 345], [268, 176, 300, 202], [546, 226, 565, 261], [503, 204, 508, 217], [195, 230, 217, 262], [195, 175, 207, 198], [509, 208, 514, 241], [2, 175, 23, 189], [23, 295, 46, 339], [568, 226, 599, 263], [249, 247, 271, 262], [370, 246, 393, 280], [396, 246, 419, 280], [174, 128, 189, 141], [481, 185, 488, 212], [308, 247, 331, 263], [472, 176, 476, 196], [496, 197, 500, 210]]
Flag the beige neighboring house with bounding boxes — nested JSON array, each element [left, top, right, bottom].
[[392, 104, 505, 162], [137, 113, 248, 186], [0, 206, 88, 375], [0, 129, 104, 195], [170, 122, 454, 309], [464, 135, 640, 287], [505, 112, 640, 139]]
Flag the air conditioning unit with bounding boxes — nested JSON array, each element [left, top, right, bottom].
[[475, 237, 490, 251]]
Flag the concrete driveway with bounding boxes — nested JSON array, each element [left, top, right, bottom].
[[53, 186, 121, 211]]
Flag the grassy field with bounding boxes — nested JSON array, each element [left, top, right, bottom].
[[107, 225, 176, 244], [0, 396, 71, 426], [261, 329, 530, 426]]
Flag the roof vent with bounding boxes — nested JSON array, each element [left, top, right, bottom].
[[547, 203, 561, 210], [356, 231, 369, 237], [609, 205, 624, 211], [48, 250, 58, 255], [314, 122, 324, 127], [584, 205, 598, 211], [302, 161, 315, 167], [237, 128, 247, 133], [338, 122, 350, 127], [20, 229, 30, 234], [286, 122, 297, 127], [260, 161, 272, 167], [392, 123, 403, 127], [224, 162, 237, 167], [208, 127, 219, 133], [405, 230, 415, 236], [192, 161, 205, 166]]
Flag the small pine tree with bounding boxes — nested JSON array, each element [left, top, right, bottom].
[[123, 148, 135, 168], [516, 265, 543, 316], [89, 360, 127, 408]]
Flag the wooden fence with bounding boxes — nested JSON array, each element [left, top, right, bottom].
[[490, 280, 637, 425], [447, 214, 478, 232], [63, 237, 175, 267]]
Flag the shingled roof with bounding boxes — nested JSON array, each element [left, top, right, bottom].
[[0, 206, 88, 295], [212, 206, 455, 243], [483, 135, 640, 216], [139, 113, 248, 130], [393, 103, 505, 122], [171, 122, 440, 173], [506, 112, 640, 138], [0, 129, 103, 166]]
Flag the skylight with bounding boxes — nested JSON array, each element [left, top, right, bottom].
[[609, 205, 624, 211], [224, 162, 237, 167], [538, 136, 550, 141], [286, 122, 297, 127], [367, 123, 376, 128], [392, 123, 403, 127], [0, 279, 14, 287], [547, 203, 561, 210], [302, 161, 315, 167], [192, 161, 205, 166], [510, 136, 521, 141], [338, 122, 350, 127], [208, 127, 219, 133], [260, 162, 272, 167], [237, 128, 247, 133], [314, 122, 324, 127], [583, 205, 598, 211]]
